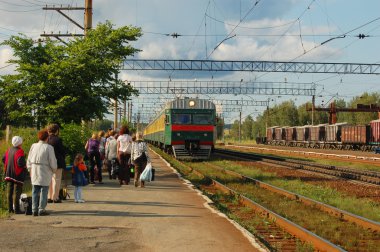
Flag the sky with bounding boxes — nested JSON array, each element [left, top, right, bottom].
[[1, 0, 380, 123]]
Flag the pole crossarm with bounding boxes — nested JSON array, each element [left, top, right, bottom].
[[129, 80, 316, 96], [123, 59, 380, 74], [40, 33, 85, 37]]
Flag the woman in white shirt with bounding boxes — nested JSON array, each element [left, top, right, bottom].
[[27, 129, 57, 216], [117, 126, 132, 185]]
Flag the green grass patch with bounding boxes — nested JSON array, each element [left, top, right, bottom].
[[213, 159, 380, 222]]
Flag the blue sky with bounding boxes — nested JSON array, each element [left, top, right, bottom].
[[1, 0, 380, 123]]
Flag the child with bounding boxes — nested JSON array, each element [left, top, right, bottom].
[[72, 154, 88, 203]]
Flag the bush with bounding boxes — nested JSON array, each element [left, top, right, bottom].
[[60, 123, 92, 164]]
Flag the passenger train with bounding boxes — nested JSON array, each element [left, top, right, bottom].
[[144, 97, 217, 159], [261, 119, 380, 151]]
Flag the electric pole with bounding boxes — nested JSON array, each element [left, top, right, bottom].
[[41, 0, 92, 42], [84, 0, 92, 35]]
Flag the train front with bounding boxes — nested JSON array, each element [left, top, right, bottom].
[[168, 98, 216, 160]]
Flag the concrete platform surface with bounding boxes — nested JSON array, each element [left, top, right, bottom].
[[0, 151, 265, 252]]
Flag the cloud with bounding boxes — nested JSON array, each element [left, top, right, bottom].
[[0, 47, 15, 74]]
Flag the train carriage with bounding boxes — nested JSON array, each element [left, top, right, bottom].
[[341, 125, 370, 150], [325, 122, 348, 149], [144, 98, 216, 160]]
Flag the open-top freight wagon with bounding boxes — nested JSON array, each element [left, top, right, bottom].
[[264, 120, 380, 150], [144, 97, 217, 159]]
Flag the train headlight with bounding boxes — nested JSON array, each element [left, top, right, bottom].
[[204, 133, 207, 136], [189, 100, 195, 107], [177, 133, 181, 136]]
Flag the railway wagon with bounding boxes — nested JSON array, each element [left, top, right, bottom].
[[143, 98, 216, 160], [309, 124, 327, 146], [341, 125, 370, 149], [295, 126, 310, 142], [370, 119, 380, 145], [285, 127, 296, 142], [266, 126, 278, 143]]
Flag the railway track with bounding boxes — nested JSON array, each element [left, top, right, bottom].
[[215, 148, 380, 186], [203, 162, 380, 232], [176, 161, 344, 251], [154, 148, 380, 251]]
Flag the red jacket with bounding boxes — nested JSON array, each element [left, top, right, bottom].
[[3, 147, 27, 184]]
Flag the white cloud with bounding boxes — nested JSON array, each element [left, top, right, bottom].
[[0, 47, 15, 74]]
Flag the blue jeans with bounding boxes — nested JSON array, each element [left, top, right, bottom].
[[32, 185, 49, 214], [74, 186, 83, 201]]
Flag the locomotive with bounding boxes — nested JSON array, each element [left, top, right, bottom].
[[143, 97, 217, 159], [263, 119, 380, 151]]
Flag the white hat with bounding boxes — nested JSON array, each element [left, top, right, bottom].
[[12, 136, 23, 147]]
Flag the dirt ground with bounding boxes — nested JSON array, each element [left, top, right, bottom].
[[0, 152, 265, 252]]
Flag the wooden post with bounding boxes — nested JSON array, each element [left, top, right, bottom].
[[84, 0, 92, 35], [5, 125, 11, 143]]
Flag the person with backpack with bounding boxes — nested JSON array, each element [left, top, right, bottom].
[[131, 132, 150, 188], [117, 126, 132, 185], [85, 133, 103, 184], [2, 136, 27, 214], [71, 154, 88, 203]]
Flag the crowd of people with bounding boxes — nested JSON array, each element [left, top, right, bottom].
[[2, 124, 151, 216]]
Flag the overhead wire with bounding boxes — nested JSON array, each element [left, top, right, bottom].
[[207, 0, 263, 59]]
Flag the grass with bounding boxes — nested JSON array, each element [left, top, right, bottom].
[[197, 166, 380, 251], [212, 159, 380, 222]]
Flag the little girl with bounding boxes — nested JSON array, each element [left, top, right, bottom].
[[72, 154, 88, 203]]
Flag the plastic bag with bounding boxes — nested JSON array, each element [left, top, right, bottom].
[[140, 162, 152, 182]]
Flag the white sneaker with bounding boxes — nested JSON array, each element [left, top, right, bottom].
[[78, 199, 85, 203]]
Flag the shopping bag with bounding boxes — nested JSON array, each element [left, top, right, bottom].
[[140, 162, 152, 182]]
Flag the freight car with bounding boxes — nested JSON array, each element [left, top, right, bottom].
[[143, 97, 217, 159], [264, 120, 380, 151]]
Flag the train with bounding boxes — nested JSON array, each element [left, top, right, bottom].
[[260, 119, 380, 151], [144, 97, 217, 159]]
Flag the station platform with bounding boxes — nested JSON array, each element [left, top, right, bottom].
[[0, 151, 265, 252]]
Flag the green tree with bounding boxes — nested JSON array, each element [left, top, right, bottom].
[[230, 120, 240, 140], [241, 115, 254, 140], [0, 21, 141, 127]]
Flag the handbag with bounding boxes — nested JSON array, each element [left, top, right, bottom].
[[140, 162, 152, 182]]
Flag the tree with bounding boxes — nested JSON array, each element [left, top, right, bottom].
[[241, 115, 254, 140], [0, 21, 142, 126], [230, 120, 240, 140]]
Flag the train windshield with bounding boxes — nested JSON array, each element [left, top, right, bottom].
[[172, 114, 191, 124], [193, 114, 212, 124]]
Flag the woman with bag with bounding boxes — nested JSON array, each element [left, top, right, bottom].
[[2, 136, 27, 214], [131, 132, 150, 187], [117, 126, 132, 185]]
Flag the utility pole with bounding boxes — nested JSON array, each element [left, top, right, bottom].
[[312, 95, 315, 125], [41, 0, 92, 42], [123, 99, 127, 122], [84, 0, 92, 35], [239, 109, 242, 143], [114, 72, 118, 130]]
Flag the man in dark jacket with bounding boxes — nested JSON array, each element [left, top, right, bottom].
[[47, 124, 66, 203], [2, 136, 27, 214]]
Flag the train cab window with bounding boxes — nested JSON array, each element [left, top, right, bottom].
[[193, 114, 212, 124], [172, 114, 191, 124], [165, 115, 170, 124]]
